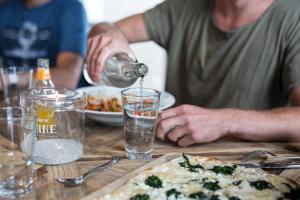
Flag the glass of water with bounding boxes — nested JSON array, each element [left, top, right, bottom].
[[0, 107, 35, 197], [0, 66, 33, 107], [121, 88, 161, 160]]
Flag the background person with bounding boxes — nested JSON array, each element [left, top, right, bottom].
[[0, 0, 87, 88], [87, 0, 300, 146]]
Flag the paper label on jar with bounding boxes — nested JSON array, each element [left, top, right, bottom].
[[36, 105, 57, 135]]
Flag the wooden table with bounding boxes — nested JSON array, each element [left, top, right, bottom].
[[2, 119, 300, 200]]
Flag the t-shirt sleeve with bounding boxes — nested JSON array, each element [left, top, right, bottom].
[[282, 17, 300, 95], [143, 0, 182, 49], [59, 1, 87, 58]]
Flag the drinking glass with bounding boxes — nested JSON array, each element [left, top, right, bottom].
[[0, 107, 35, 197], [0, 67, 33, 107], [121, 88, 160, 160], [20, 88, 86, 165]]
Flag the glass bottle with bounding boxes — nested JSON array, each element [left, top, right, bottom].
[[34, 58, 55, 88], [33, 58, 56, 139], [84, 52, 149, 88]]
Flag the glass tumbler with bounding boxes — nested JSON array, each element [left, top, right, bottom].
[[20, 88, 86, 165], [0, 67, 33, 107], [121, 88, 160, 160], [0, 107, 35, 197]]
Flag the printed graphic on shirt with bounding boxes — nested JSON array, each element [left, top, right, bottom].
[[2, 21, 51, 67]]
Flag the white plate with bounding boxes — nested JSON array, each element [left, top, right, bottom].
[[78, 86, 176, 126]]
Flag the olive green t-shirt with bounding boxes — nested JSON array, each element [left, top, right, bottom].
[[144, 0, 300, 109]]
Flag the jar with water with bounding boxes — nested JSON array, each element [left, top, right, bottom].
[[84, 52, 149, 88], [20, 88, 86, 165]]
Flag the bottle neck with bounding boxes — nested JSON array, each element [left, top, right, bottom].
[[36, 67, 51, 81], [133, 63, 148, 78]]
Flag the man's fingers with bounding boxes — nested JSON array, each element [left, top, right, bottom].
[[91, 37, 111, 74], [178, 135, 195, 147], [87, 37, 98, 72], [156, 114, 186, 140], [95, 44, 114, 75], [87, 38, 94, 62], [167, 126, 189, 142], [87, 34, 111, 77], [158, 107, 184, 120]]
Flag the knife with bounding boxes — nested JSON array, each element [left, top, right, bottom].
[[238, 162, 300, 169]]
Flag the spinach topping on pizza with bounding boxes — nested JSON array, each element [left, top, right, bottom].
[[202, 178, 208, 182], [228, 196, 241, 200], [232, 180, 242, 186], [250, 180, 273, 190], [211, 165, 237, 175], [211, 195, 220, 200], [145, 175, 163, 188], [179, 154, 204, 172], [166, 188, 181, 199], [203, 181, 221, 191], [189, 191, 220, 200], [130, 194, 150, 200], [188, 191, 208, 199], [284, 187, 300, 200]]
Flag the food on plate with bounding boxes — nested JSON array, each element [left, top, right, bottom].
[[86, 94, 122, 112], [103, 154, 299, 200]]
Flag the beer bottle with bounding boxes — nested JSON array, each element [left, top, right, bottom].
[[34, 58, 56, 136], [35, 58, 55, 88]]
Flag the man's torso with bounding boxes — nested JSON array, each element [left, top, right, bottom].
[[145, 0, 300, 109]]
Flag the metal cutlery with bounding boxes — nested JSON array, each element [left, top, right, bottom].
[[240, 150, 275, 163], [239, 162, 300, 169], [56, 156, 120, 187], [239, 150, 300, 169], [240, 150, 300, 163]]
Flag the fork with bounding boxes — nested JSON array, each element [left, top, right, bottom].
[[241, 150, 300, 163], [240, 150, 275, 163]]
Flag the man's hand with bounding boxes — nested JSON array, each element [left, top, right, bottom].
[[156, 105, 233, 147], [86, 26, 133, 82], [86, 14, 149, 83]]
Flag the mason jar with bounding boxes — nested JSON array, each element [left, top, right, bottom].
[[20, 88, 86, 165]]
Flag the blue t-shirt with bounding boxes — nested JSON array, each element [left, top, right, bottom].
[[0, 0, 87, 70]]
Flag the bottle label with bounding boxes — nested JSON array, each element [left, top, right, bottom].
[[37, 68, 51, 81], [36, 104, 57, 136]]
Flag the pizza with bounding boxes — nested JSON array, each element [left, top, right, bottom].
[[103, 154, 300, 200]]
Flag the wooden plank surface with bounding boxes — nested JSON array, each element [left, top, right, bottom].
[[1, 119, 300, 200]]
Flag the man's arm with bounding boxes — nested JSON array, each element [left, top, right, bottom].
[[228, 86, 300, 142], [89, 14, 149, 42], [50, 52, 83, 88], [156, 86, 300, 146], [86, 14, 149, 82]]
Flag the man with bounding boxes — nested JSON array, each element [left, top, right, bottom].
[[87, 0, 300, 146], [0, 0, 87, 88]]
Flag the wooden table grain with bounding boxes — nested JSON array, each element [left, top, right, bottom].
[[2, 119, 300, 200]]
